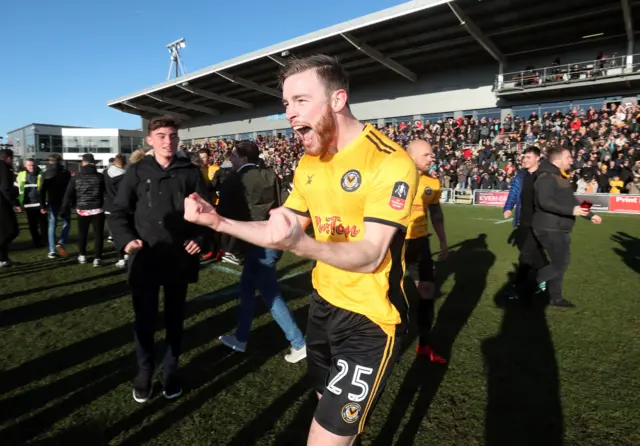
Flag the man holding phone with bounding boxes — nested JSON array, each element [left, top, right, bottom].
[[532, 146, 602, 308]]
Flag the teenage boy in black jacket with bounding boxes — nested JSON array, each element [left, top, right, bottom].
[[532, 146, 602, 307], [61, 154, 106, 266], [109, 116, 209, 403]]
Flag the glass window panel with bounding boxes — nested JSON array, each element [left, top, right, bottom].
[[37, 135, 51, 152], [51, 135, 63, 152]]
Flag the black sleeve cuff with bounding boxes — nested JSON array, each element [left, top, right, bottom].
[[364, 217, 407, 231], [286, 207, 310, 218]]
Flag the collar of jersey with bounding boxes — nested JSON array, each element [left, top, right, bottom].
[[321, 123, 372, 161]]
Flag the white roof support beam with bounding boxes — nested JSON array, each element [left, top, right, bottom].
[[268, 54, 287, 66], [621, 0, 634, 55], [448, 2, 506, 65], [124, 101, 190, 121], [146, 93, 220, 116], [216, 71, 282, 98], [340, 32, 417, 82], [177, 84, 253, 109]]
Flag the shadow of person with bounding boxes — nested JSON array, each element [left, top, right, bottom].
[[611, 231, 640, 274], [482, 271, 563, 446], [371, 234, 495, 446]]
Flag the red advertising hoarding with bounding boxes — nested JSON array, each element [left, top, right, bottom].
[[475, 190, 509, 207], [608, 195, 640, 214]]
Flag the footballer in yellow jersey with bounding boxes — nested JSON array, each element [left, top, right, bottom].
[[405, 140, 448, 363], [184, 55, 418, 445]]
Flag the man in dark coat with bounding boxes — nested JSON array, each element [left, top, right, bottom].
[[0, 149, 21, 267], [104, 153, 127, 268], [61, 154, 106, 266], [532, 146, 602, 307], [109, 116, 208, 403], [40, 154, 72, 258]]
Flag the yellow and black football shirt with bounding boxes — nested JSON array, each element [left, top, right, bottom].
[[406, 175, 442, 240], [284, 124, 419, 336]]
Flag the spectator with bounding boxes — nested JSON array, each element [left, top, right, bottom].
[[61, 154, 106, 266], [0, 149, 21, 267], [40, 153, 72, 258]]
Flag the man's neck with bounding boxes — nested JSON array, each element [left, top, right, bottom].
[[527, 165, 539, 173], [155, 154, 173, 168], [335, 116, 365, 152]]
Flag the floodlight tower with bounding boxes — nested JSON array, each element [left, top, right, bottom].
[[167, 38, 187, 80]]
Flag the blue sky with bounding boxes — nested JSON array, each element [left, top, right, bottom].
[[1, 0, 406, 139]]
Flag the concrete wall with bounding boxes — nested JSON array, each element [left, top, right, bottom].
[[179, 63, 499, 140]]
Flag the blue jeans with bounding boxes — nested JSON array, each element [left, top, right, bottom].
[[235, 247, 305, 350], [48, 207, 71, 253]]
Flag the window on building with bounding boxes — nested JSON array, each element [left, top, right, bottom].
[[512, 105, 540, 119], [475, 108, 501, 121], [51, 135, 63, 153], [37, 135, 51, 152], [571, 98, 604, 114]]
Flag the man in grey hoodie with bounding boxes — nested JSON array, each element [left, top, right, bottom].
[[104, 154, 127, 268]]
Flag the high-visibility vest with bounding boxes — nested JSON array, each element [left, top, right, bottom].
[[16, 170, 43, 208]]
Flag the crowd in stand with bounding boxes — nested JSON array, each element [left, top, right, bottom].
[[180, 101, 640, 195]]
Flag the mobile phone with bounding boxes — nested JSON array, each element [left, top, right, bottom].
[[580, 200, 593, 210]]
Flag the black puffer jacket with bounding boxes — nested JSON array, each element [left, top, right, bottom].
[[109, 154, 209, 285], [532, 161, 586, 231], [61, 164, 105, 213], [40, 163, 71, 210]]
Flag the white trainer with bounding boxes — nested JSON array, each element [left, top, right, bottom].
[[78, 255, 87, 264], [284, 345, 307, 364], [219, 335, 247, 353]]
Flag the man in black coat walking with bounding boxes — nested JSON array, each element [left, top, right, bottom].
[[0, 149, 21, 267], [532, 146, 602, 307], [61, 154, 106, 266], [40, 154, 72, 258], [109, 116, 208, 403]]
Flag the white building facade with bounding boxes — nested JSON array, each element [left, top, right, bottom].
[[7, 124, 145, 171]]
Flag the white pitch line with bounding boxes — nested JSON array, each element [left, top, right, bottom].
[[495, 218, 513, 224]]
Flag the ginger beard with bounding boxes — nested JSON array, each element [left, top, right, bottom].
[[295, 103, 337, 157]]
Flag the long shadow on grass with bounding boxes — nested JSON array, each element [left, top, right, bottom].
[[372, 234, 495, 446], [481, 270, 563, 446], [611, 231, 640, 274], [0, 280, 131, 328], [0, 260, 309, 398], [0, 276, 311, 444], [108, 297, 311, 446], [0, 269, 125, 301], [0, 269, 311, 441]]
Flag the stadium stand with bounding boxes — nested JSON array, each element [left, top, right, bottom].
[[107, 0, 640, 195]]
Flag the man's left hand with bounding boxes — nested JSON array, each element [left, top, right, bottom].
[[438, 243, 449, 260], [591, 215, 603, 225], [184, 240, 202, 255]]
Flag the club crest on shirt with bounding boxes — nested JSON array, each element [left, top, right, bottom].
[[389, 181, 409, 210], [424, 186, 433, 195], [342, 402, 362, 424], [341, 169, 361, 192]]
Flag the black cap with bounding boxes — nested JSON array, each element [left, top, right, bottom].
[[82, 154, 96, 163]]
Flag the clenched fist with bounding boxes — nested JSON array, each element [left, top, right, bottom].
[[184, 193, 221, 230], [267, 207, 304, 251]]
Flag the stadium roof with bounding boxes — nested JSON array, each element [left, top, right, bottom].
[[108, 0, 640, 120]]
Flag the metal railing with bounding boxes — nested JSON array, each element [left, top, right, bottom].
[[495, 54, 640, 92]]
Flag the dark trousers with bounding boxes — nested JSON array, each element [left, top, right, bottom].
[[131, 281, 188, 378], [514, 225, 546, 291], [26, 207, 48, 246], [533, 229, 571, 302], [77, 213, 105, 258], [0, 242, 8, 262]]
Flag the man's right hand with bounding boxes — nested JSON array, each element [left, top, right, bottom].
[[503, 210, 512, 219], [124, 239, 143, 255], [184, 193, 221, 230], [573, 206, 590, 217]]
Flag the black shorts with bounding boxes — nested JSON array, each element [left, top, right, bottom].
[[404, 236, 435, 283], [306, 291, 402, 437]]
